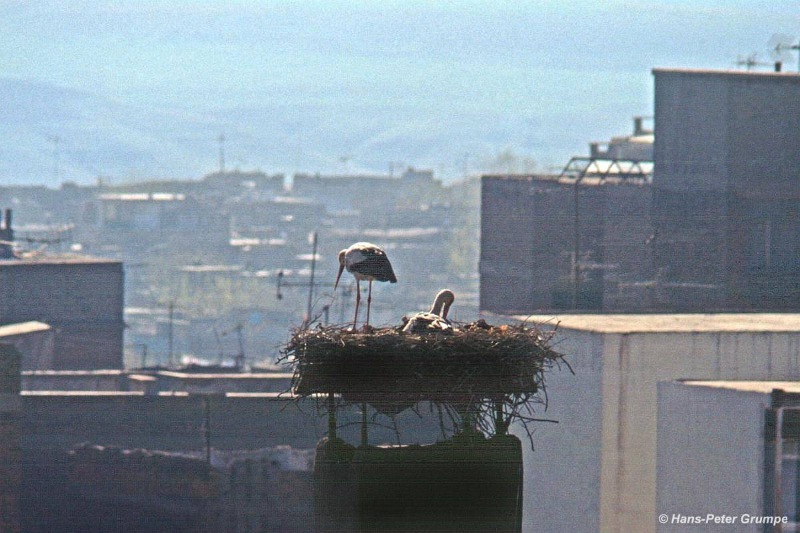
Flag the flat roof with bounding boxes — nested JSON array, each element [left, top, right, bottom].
[[20, 390, 296, 399], [0, 254, 120, 266], [98, 193, 186, 201], [21, 391, 144, 397], [293, 172, 393, 181], [0, 321, 51, 337], [481, 173, 650, 187], [653, 67, 800, 81], [179, 264, 243, 273], [157, 371, 292, 380], [679, 380, 800, 395], [23, 369, 122, 376], [516, 313, 800, 334]]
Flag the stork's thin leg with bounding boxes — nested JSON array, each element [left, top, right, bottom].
[[353, 280, 361, 329], [361, 402, 368, 447], [365, 280, 373, 326]]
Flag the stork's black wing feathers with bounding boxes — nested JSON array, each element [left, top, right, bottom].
[[350, 249, 397, 283]]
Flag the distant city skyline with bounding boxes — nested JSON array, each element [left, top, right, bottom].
[[1, 1, 799, 185]]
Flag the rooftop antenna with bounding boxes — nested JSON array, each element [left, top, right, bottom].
[[221, 323, 246, 371], [275, 232, 325, 326], [768, 33, 800, 72], [338, 155, 352, 173], [217, 133, 226, 173], [167, 300, 175, 368], [213, 326, 224, 364], [306, 231, 318, 323], [734, 53, 770, 71]]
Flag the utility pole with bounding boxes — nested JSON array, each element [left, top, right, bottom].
[[218, 133, 226, 173], [306, 232, 318, 322], [233, 323, 245, 371], [276, 232, 325, 326], [167, 301, 174, 367]]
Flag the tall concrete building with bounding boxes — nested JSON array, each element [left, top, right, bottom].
[[480, 68, 800, 313], [652, 68, 800, 310], [480, 174, 653, 313]]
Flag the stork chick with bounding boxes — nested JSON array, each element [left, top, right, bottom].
[[402, 289, 455, 334]]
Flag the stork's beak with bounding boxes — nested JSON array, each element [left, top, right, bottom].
[[334, 263, 345, 291]]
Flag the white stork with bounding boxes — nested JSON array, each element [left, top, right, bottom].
[[402, 289, 455, 334], [334, 242, 397, 329]]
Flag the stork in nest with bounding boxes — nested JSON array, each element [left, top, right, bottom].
[[401, 289, 455, 334]]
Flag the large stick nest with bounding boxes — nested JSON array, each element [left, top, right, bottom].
[[282, 320, 568, 418]]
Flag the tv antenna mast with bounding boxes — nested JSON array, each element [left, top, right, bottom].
[[768, 33, 800, 71], [221, 323, 246, 371], [734, 53, 770, 71], [217, 133, 226, 173], [275, 232, 327, 325]]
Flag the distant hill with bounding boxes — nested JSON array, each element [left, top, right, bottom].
[[0, 77, 589, 187], [1, 2, 791, 186], [0, 78, 216, 185]]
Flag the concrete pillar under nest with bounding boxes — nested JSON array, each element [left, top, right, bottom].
[[313, 433, 523, 533]]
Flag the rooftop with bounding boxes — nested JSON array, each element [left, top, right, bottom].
[[0, 321, 51, 337], [482, 173, 650, 187], [679, 380, 800, 395], [293, 172, 394, 182], [157, 371, 293, 380], [178, 264, 243, 273], [20, 390, 296, 399], [98, 192, 186, 201], [23, 369, 123, 377], [0, 253, 120, 266], [516, 313, 800, 334], [653, 67, 800, 81]]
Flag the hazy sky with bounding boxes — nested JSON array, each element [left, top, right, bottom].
[[2, 1, 800, 182]]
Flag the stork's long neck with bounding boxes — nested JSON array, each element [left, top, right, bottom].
[[440, 300, 452, 320], [430, 291, 453, 317]]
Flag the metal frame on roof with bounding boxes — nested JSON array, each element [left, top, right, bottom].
[[558, 156, 653, 183], [560, 156, 653, 310]]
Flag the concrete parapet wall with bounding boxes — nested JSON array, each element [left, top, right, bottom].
[[21, 392, 444, 452], [0, 344, 21, 533]]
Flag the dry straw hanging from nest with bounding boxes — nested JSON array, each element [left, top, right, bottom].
[[281, 319, 572, 441]]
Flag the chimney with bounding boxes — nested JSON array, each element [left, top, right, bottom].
[[775, 61, 783, 72], [633, 117, 644, 136]]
